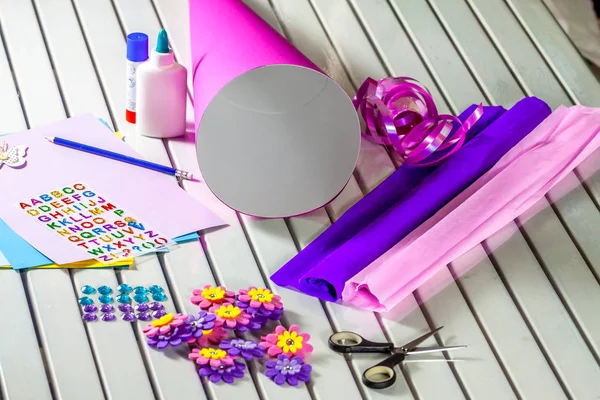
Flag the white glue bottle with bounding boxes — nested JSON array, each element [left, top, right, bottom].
[[136, 29, 187, 138]]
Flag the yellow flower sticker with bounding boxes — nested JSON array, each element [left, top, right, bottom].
[[201, 286, 226, 301], [215, 304, 241, 319], [277, 329, 304, 353], [200, 348, 227, 360], [248, 287, 274, 303], [151, 313, 174, 327]]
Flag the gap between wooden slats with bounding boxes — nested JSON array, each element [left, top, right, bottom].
[[397, 0, 600, 397]]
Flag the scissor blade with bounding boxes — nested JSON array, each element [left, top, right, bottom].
[[406, 345, 467, 355], [400, 326, 444, 352]]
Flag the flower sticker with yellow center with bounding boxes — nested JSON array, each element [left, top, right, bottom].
[[151, 313, 174, 327], [248, 287, 274, 303], [202, 286, 225, 301], [276, 330, 303, 354], [200, 348, 227, 360], [215, 304, 241, 319]]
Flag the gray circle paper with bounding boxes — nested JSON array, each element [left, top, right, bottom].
[[196, 64, 360, 218]]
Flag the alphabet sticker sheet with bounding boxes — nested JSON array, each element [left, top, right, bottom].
[[0, 114, 224, 264], [18, 183, 174, 263]]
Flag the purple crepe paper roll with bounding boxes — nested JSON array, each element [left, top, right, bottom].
[[271, 103, 506, 289], [273, 97, 551, 301]]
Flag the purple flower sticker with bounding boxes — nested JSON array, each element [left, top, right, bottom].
[[147, 326, 191, 349], [219, 339, 265, 361], [265, 355, 311, 386], [185, 310, 218, 344], [199, 361, 246, 384]]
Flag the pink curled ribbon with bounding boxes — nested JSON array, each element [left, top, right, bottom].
[[352, 77, 484, 167]]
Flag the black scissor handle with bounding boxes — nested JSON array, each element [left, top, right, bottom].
[[328, 331, 394, 353], [362, 352, 406, 389]]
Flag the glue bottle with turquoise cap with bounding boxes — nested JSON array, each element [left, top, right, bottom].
[[136, 29, 187, 138]]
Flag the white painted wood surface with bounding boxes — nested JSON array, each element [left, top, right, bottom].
[[0, 0, 599, 399]]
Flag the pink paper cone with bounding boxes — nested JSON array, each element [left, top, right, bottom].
[[189, 0, 319, 128], [189, 0, 360, 218]]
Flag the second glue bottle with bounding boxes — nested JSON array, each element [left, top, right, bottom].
[[137, 29, 187, 138]]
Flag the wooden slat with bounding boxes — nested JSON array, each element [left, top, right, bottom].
[[0, 271, 53, 400], [27, 268, 105, 400], [485, 223, 600, 398], [0, 1, 105, 398], [517, 199, 600, 356], [448, 246, 567, 399], [120, 255, 210, 400], [464, 0, 570, 106], [70, 0, 128, 132], [0, 0, 64, 126], [504, 0, 600, 107], [348, 0, 478, 114], [325, 188, 417, 400], [423, 0, 522, 107], [0, 25, 27, 134], [70, 269, 156, 399], [31, 0, 112, 126]]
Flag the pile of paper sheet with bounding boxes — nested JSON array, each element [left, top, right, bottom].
[[0, 115, 225, 269]]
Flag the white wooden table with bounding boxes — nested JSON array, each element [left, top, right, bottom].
[[1, 0, 600, 399]]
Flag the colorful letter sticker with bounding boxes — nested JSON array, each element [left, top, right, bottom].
[[16, 183, 175, 263]]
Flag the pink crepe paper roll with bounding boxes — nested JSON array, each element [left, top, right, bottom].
[[190, 0, 360, 218], [343, 106, 600, 312]]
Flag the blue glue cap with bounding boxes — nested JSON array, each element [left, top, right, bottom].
[[127, 32, 149, 62]]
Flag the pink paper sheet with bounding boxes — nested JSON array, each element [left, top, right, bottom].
[[343, 106, 600, 311], [0, 114, 225, 265]]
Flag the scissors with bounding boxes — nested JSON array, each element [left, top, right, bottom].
[[328, 326, 466, 389]]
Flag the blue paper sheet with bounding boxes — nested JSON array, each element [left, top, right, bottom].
[[0, 219, 199, 268], [0, 250, 9, 266], [0, 219, 58, 269], [0, 217, 200, 267]]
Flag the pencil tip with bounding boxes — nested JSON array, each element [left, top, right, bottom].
[[45, 137, 54, 142]]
